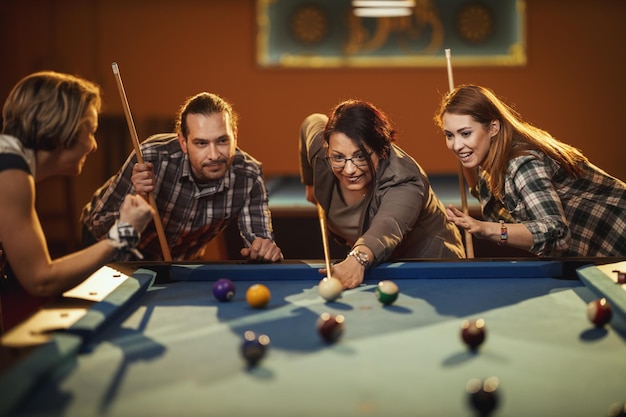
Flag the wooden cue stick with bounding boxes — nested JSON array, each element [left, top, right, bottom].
[[445, 49, 475, 258], [111, 62, 172, 262], [316, 204, 333, 278]]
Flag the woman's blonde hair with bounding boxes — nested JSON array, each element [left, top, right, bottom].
[[435, 85, 586, 200], [2, 71, 101, 151]]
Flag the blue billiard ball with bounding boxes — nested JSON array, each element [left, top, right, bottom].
[[240, 331, 270, 367], [212, 278, 236, 302], [466, 377, 499, 416]]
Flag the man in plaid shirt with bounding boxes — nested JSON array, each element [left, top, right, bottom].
[[81, 92, 283, 262]]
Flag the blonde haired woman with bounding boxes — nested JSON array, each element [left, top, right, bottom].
[[435, 84, 626, 257], [0, 71, 153, 331]]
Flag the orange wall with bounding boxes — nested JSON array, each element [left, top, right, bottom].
[[1, 0, 625, 239]]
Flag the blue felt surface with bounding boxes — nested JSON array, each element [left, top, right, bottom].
[[0, 267, 156, 415], [8, 274, 626, 417], [0, 333, 82, 416], [577, 264, 626, 320]]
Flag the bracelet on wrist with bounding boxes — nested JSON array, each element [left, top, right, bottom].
[[348, 248, 370, 269], [498, 220, 508, 246], [107, 220, 143, 259]]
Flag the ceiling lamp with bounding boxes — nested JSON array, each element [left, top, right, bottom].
[[352, 0, 415, 17]]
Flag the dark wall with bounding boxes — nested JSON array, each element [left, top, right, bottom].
[[1, 0, 624, 255]]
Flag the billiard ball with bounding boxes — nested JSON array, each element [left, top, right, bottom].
[[318, 277, 342, 302], [587, 298, 612, 327], [608, 401, 626, 417], [466, 377, 499, 416], [375, 280, 399, 305], [246, 284, 271, 308], [613, 270, 626, 284], [316, 312, 345, 344], [212, 278, 236, 302], [461, 318, 486, 350], [240, 330, 270, 367]]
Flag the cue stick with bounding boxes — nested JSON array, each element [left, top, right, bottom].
[[111, 62, 172, 262], [316, 204, 334, 278], [445, 49, 475, 258]]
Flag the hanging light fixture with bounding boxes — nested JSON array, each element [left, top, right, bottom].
[[352, 0, 415, 17]]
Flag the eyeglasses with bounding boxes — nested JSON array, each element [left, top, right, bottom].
[[327, 152, 372, 169]]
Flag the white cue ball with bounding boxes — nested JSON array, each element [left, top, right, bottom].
[[318, 277, 343, 302]]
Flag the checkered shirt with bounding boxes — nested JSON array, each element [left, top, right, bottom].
[[475, 151, 626, 256], [81, 134, 275, 261]]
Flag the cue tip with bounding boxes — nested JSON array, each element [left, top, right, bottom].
[[445, 49, 451, 58], [112, 62, 119, 73]]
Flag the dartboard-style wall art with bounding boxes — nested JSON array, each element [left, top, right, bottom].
[[257, 0, 525, 67]]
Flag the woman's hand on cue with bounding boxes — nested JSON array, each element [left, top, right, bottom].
[[131, 162, 155, 199], [446, 205, 488, 239], [118, 194, 154, 233], [319, 256, 364, 289]]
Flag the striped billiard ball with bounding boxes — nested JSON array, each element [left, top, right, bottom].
[[375, 280, 399, 305]]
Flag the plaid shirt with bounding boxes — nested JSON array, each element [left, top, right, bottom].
[[81, 134, 275, 261], [476, 151, 626, 257]]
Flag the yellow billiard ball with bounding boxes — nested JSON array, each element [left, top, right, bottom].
[[246, 284, 271, 308]]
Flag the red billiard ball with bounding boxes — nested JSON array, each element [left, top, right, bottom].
[[461, 319, 486, 350], [318, 277, 343, 302], [246, 284, 271, 308], [316, 312, 345, 344], [466, 377, 500, 416], [240, 330, 270, 367], [375, 280, 399, 305], [587, 298, 612, 327], [212, 278, 236, 302], [613, 270, 626, 284]]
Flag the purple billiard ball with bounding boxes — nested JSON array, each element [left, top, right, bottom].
[[461, 318, 486, 350], [587, 298, 612, 327], [240, 330, 270, 367], [317, 312, 345, 344], [212, 278, 236, 302]]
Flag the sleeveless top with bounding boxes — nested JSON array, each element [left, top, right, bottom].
[[0, 135, 48, 333]]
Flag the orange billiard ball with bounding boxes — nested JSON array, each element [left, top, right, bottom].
[[246, 284, 271, 308]]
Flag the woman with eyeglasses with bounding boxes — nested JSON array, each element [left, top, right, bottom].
[[299, 100, 465, 289]]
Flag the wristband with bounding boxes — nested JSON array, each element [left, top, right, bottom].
[[498, 220, 508, 246], [107, 220, 143, 259], [348, 248, 370, 269]]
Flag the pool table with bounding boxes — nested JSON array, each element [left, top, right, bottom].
[[2, 258, 626, 417]]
